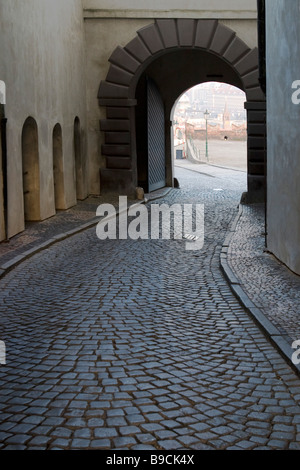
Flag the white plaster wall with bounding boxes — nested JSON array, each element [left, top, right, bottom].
[[83, 0, 257, 19], [0, 0, 87, 238], [266, 0, 300, 274]]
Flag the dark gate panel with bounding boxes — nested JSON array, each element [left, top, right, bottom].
[[147, 77, 166, 192]]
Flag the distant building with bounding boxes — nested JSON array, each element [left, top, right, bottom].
[[176, 94, 191, 115]]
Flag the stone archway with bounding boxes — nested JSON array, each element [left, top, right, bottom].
[[98, 19, 266, 199]]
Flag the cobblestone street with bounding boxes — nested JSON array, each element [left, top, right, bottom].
[[0, 166, 300, 451]]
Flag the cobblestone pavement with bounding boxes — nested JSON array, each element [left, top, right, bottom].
[[0, 166, 300, 450], [0, 195, 139, 267], [228, 204, 300, 343]]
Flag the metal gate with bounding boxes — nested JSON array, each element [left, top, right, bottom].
[[147, 77, 166, 192]]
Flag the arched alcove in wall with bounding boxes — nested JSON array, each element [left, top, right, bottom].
[[74, 117, 85, 201], [53, 123, 65, 210], [21, 117, 41, 221]]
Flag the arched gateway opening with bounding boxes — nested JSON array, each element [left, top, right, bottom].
[[98, 19, 266, 201], [172, 83, 247, 171]]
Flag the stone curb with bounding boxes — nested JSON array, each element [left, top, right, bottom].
[[0, 217, 100, 279], [0, 187, 173, 280], [220, 204, 300, 378]]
